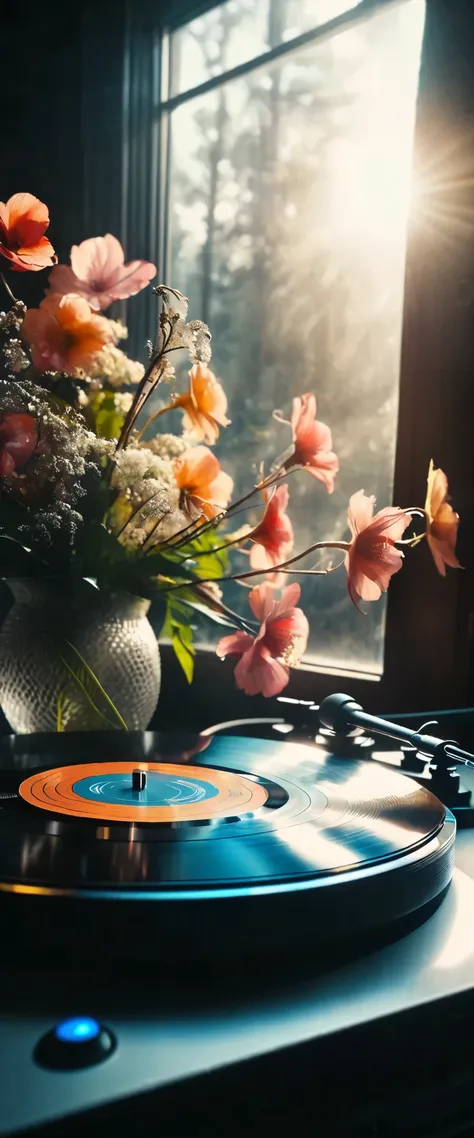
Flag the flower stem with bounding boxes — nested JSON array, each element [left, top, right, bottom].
[[276, 556, 347, 575], [115, 353, 167, 452], [114, 490, 166, 540], [192, 589, 257, 635], [0, 273, 18, 304], [147, 516, 201, 552], [165, 539, 350, 592], [135, 403, 174, 443], [165, 467, 290, 553], [183, 532, 251, 558]]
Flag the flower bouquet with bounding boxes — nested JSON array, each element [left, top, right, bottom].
[[0, 191, 461, 732]]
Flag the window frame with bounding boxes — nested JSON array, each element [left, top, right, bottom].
[[102, 0, 474, 717]]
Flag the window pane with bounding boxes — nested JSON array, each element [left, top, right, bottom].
[[166, 0, 426, 674], [281, 0, 361, 42], [171, 0, 363, 97]]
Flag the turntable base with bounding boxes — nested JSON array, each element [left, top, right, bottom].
[[0, 722, 472, 1137], [1, 868, 474, 1136]]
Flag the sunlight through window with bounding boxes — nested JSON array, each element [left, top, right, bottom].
[[165, 0, 426, 676]]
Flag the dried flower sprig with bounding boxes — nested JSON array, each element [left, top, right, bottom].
[[114, 285, 213, 451]]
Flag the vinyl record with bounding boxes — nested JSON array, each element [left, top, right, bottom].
[[0, 731, 455, 960]]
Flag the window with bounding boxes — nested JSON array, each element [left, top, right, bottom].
[[158, 0, 426, 676], [80, 0, 474, 713]]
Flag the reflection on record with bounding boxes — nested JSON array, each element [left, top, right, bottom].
[[0, 732, 446, 893]]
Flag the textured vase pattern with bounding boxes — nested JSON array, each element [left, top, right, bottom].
[[0, 579, 161, 733]]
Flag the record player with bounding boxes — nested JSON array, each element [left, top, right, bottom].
[[1, 696, 474, 1137]]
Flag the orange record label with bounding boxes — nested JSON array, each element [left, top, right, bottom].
[[18, 762, 268, 823]]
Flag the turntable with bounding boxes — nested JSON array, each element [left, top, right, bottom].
[[1, 696, 474, 1137]]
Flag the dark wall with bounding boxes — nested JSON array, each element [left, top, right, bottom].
[[1, 1, 85, 306], [81, 0, 127, 240], [0, 0, 214, 293], [0, 0, 127, 308]]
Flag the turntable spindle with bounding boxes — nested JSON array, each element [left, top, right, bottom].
[[132, 769, 147, 792]]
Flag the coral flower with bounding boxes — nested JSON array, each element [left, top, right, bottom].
[[345, 490, 410, 611], [248, 483, 294, 587], [21, 294, 113, 374], [0, 193, 56, 272], [174, 364, 230, 444], [284, 393, 339, 493], [425, 460, 460, 576], [174, 445, 233, 521], [217, 583, 309, 698], [47, 234, 156, 311], [0, 413, 37, 476]]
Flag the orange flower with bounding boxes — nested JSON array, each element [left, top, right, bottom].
[[345, 490, 410, 611], [174, 445, 233, 521], [425, 461, 460, 576], [284, 394, 339, 493], [0, 193, 56, 272], [174, 364, 230, 444], [21, 294, 113, 375], [248, 483, 294, 587]]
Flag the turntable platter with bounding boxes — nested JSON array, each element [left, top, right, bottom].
[[0, 732, 456, 961]]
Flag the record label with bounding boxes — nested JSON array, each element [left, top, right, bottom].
[[18, 761, 269, 823]]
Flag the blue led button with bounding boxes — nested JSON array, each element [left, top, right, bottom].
[[34, 1017, 115, 1070], [55, 1017, 100, 1044]]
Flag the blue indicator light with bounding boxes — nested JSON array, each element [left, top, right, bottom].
[[54, 1017, 100, 1044]]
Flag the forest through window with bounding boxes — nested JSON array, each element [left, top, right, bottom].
[[159, 0, 426, 675]]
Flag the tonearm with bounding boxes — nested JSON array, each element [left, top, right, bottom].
[[319, 694, 474, 822]]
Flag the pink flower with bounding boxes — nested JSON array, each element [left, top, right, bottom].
[[174, 445, 233, 521], [0, 193, 56, 272], [345, 490, 410, 611], [46, 234, 156, 311], [248, 483, 294, 587], [21, 294, 113, 374], [217, 583, 309, 697], [284, 394, 339, 492], [0, 413, 37, 476]]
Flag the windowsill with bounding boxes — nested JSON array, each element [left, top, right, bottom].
[[161, 637, 381, 684], [155, 641, 388, 734]]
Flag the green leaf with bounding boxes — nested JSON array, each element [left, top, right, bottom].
[[170, 586, 238, 628], [52, 637, 128, 730], [81, 468, 120, 527], [73, 521, 133, 586], [160, 595, 195, 683], [56, 691, 67, 732], [111, 549, 190, 599], [0, 535, 46, 578], [172, 622, 195, 684], [87, 391, 126, 441], [73, 521, 234, 617], [41, 379, 81, 413], [163, 529, 230, 582], [0, 494, 32, 539], [96, 409, 124, 442]]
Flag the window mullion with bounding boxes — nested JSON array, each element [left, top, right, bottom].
[[160, 0, 409, 113]]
